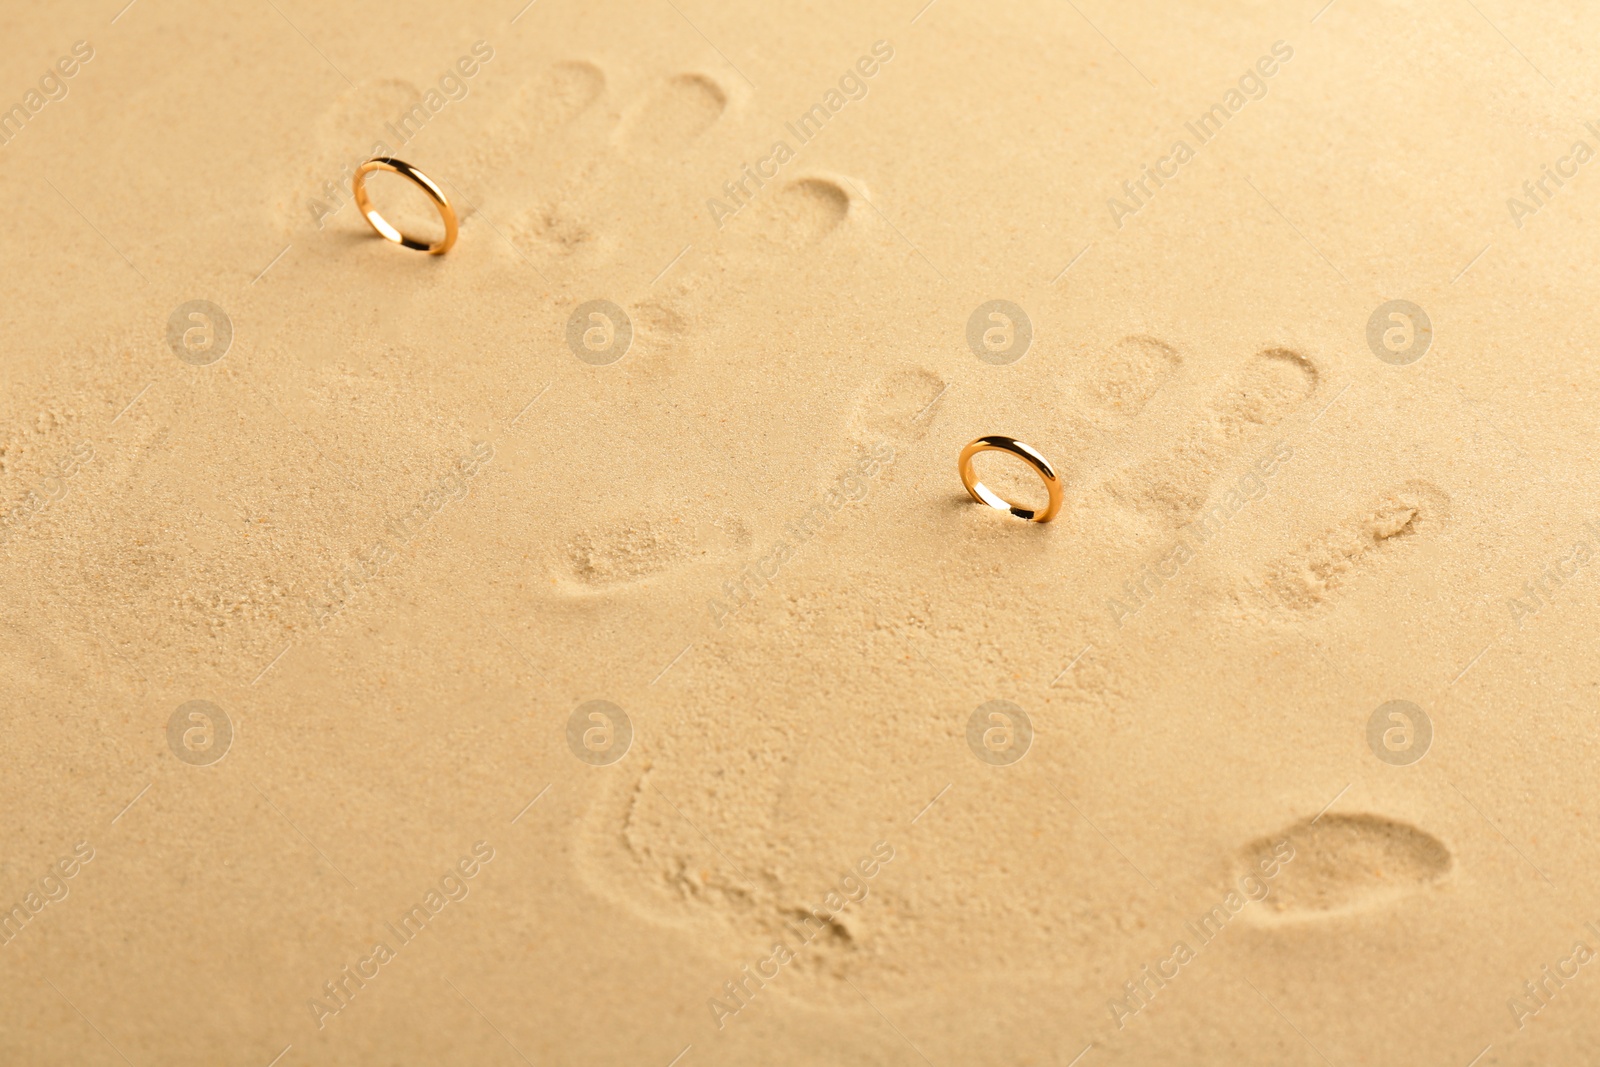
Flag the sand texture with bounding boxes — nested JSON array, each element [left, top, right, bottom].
[[2, 0, 1599, 1064]]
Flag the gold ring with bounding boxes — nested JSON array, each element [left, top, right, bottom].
[[958, 435, 1062, 523], [351, 157, 458, 255]]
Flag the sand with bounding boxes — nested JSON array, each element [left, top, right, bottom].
[[2, 0, 1598, 1064]]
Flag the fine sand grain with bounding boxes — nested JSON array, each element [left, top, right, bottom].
[[2, 2, 1598, 1065]]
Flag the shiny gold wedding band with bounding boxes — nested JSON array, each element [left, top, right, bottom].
[[958, 435, 1063, 523], [352, 157, 458, 255]]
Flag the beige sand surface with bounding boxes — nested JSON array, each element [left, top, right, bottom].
[[2, 1, 1599, 1064]]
